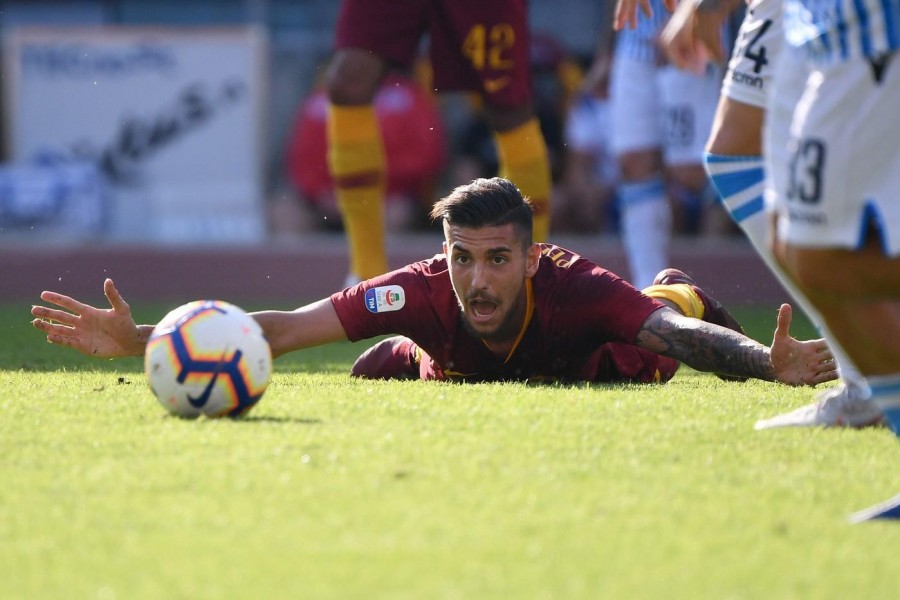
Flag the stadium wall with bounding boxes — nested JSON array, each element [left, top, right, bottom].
[[0, 235, 793, 309]]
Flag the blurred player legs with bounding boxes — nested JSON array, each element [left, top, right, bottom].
[[610, 51, 720, 289], [766, 40, 900, 518], [657, 0, 877, 428], [327, 0, 552, 282]]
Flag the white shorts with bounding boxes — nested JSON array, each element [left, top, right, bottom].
[[765, 46, 900, 255], [610, 56, 722, 165], [721, 0, 782, 109]]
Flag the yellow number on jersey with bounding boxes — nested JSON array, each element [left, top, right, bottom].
[[462, 23, 515, 72], [488, 24, 515, 70]]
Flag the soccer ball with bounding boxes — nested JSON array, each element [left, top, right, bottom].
[[144, 300, 272, 418]]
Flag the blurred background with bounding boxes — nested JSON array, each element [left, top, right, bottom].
[[0, 0, 612, 241], [0, 0, 780, 307]]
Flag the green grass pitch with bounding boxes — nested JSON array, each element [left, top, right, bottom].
[[2, 301, 899, 599]]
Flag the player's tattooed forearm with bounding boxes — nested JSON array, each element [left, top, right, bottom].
[[636, 310, 775, 380]]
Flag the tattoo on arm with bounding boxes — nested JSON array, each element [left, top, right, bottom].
[[635, 308, 776, 381]]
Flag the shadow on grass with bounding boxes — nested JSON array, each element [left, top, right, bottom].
[[240, 415, 323, 425], [159, 412, 324, 425]]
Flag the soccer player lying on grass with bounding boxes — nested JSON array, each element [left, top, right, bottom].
[[32, 178, 836, 387]]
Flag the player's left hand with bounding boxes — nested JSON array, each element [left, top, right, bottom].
[[769, 304, 838, 386]]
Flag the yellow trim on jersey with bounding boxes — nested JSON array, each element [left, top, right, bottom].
[[488, 278, 534, 364]]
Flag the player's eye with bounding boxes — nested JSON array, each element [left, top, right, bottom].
[[491, 255, 508, 265], [454, 254, 471, 265]]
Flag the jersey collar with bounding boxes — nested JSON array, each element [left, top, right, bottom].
[[481, 278, 534, 364]]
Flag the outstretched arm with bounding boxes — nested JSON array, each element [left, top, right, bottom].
[[251, 299, 347, 358], [635, 304, 837, 385], [31, 278, 348, 360]]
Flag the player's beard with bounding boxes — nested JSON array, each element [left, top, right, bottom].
[[460, 285, 526, 344]]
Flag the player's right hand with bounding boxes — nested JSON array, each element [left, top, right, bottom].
[[769, 304, 837, 386], [614, 0, 678, 30], [659, 0, 729, 70], [31, 278, 145, 359]]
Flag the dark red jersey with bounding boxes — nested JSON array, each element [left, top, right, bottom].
[[331, 244, 671, 382]]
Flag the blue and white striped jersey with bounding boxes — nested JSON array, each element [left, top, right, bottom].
[[784, 0, 900, 62]]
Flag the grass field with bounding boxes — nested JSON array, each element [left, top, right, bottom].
[[2, 300, 899, 599]]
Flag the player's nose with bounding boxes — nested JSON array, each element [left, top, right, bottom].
[[470, 261, 491, 290]]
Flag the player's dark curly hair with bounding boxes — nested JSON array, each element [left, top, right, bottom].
[[429, 177, 533, 245]]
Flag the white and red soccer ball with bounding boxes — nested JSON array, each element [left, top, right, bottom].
[[144, 300, 272, 418]]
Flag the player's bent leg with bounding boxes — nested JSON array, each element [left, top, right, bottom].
[[769, 244, 899, 432], [705, 146, 876, 426], [584, 342, 680, 383], [351, 336, 420, 380]]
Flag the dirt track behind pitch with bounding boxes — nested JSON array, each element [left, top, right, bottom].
[[1, 233, 790, 308]]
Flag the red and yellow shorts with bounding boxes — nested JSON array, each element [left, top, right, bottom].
[[335, 0, 532, 108]]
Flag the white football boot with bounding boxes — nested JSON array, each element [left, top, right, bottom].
[[754, 384, 886, 430]]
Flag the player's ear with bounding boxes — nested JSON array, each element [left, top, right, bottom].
[[524, 243, 541, 278]]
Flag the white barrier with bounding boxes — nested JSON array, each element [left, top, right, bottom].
[[2, 26, 268, 244]]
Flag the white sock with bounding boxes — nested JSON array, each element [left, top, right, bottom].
[[618, 177, 671, 289]]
